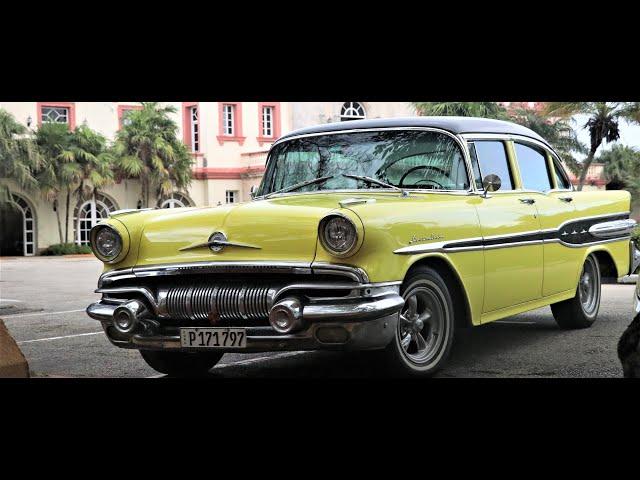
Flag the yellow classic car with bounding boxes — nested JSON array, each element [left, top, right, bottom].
[[86, 117, 639, 376]]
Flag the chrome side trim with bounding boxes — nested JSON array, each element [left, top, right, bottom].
[[544, 236, 632, 249], [588, 219, 637, 239], [339, 198, 377, 208], [393, 212, 632, 255], [109, 208, 154, 217]]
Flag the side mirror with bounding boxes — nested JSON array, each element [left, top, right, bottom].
[[250, 185, 258, 199], [482, 174, 502, 198]]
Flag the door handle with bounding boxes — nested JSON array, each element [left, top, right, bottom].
[[519, 198, 536, 205], [559, 197, 573, 203]]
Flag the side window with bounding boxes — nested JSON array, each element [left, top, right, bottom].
[[467, 143, 484, 189], [471, 141, 514, 191], [514, 143, 553, 191], [553, 160, 572, 189]]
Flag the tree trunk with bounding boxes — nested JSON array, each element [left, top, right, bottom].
[[64, 189, 70, 244], [53, 201, 64, 244], [577, 149, 597, 192]]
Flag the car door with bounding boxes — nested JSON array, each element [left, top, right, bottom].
[[510, 141, 579, 297], [468, 139, 544, 314]]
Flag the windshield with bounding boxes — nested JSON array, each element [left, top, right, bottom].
[[258, 130, 469, 196]]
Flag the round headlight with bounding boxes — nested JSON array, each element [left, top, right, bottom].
[[319, 215, 358, 257], [91, 225, 123, 262]]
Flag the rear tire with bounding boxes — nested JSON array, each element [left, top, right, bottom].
[[551, 254, 601, 329], [140, 350, 224, 376], [376, 266, 455, 377]]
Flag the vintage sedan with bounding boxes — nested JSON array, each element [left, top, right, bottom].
[[86, 117, 639, 376]]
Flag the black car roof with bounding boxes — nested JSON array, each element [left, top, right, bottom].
[[278, 116, 550, 147]]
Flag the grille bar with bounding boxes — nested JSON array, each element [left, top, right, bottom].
[[160, 284, 279, 321]]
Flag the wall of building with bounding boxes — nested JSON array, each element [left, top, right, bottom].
[[1, 101, 417, 254], [291, 102, 415, 130]]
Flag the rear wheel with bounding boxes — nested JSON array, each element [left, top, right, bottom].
[[377, 266, 455, 376], [140, 350, 224, 376], [551, 254, 601, 329]]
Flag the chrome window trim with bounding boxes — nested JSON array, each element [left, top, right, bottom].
[[258, 127, 476, 199], [461, 133, 574, 193]]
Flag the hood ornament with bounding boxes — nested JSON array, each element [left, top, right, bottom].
[[179, 232, 261, 253]]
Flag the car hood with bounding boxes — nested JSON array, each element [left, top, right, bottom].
[[133, 195, 353, 267]]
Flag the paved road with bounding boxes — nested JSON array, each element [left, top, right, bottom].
[[0, 256, 634, 378]]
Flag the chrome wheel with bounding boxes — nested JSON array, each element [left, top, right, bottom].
[[398, 283, 447, 365], [578, 256, 599, 315]]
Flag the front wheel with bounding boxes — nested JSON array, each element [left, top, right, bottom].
[[551, 254, 601, 329], [140, 350, 224, 376], [377, 266, 455, 376]]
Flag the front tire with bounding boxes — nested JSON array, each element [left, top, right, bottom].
[[551, 254, 601, 329], [140, 350, 224, 376], [378, 266, 455, 377]]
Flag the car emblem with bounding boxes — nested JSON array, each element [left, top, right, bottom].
[[178, 232, 261, 253], [209, 232, 227, 252]]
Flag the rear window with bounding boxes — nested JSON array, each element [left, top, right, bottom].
[[514, 143, 553, 192]]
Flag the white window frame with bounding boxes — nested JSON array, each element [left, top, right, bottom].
[[159, 192, 192, 209], [75, 195, 117, 245], [262, 105, 274, 138], [190, 106, 199, 152], [340, 102, 366, 121], [223, 104, 235, 136], [41, 106, 70, 124], [225, 190, 238, 204]]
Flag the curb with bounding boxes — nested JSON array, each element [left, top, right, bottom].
[[0, 319, 30, 378]]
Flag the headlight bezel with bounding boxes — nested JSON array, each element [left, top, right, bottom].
[[318, 213, 362, 258], [90, 223, 129, 264]]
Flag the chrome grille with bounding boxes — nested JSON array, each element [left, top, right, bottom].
[[160, 284, 279, 321]]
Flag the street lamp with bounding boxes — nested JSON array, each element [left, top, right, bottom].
[[26, 116, 32, 127]]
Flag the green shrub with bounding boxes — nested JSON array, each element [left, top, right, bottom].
[[41, 243, 93, 256], [632, 226, 640, 250]]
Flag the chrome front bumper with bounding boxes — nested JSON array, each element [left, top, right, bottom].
[[87, 286, 404, 352]]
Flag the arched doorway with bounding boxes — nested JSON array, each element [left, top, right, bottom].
[[0, 193, 36, 256], [74, 193, 118, 245]]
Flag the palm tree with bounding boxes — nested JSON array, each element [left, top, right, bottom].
[[113, 102, 192, 208], [61, 125, 115, 243], [544, 103, 622, 191], [619, 102, 640, 125], [508, 108, 587, 175], [597, 145, 640, 206], [413, 102, 509, 119], [34, 123, 73, 243], [0, 109, 41, 203], [35, 123, 114, 244]]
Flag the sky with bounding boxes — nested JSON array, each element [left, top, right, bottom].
[[572, 114, 640, 152]]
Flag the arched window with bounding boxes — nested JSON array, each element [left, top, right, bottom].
[[340, 102, 366, 121], [74, 193, 118, 245], [158, 192, 194, 209], [1, 193, 36, 256]]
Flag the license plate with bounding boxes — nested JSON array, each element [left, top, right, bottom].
[[180, 328, 247, 349]]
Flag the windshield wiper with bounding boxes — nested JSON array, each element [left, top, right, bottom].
[[264, 175, 334, 198], [342, 174, 409, 197]]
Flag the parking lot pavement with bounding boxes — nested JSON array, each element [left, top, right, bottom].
[[0, 256, 634, 378]]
